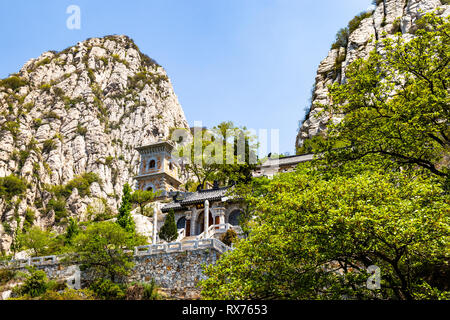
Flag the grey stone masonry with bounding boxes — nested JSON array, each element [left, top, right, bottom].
[[0, 239, 230, 298]]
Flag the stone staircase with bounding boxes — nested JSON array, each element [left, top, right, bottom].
[[181, 236, 197, 242]]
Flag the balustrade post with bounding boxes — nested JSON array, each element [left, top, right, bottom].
[[204, 200, 209, 238], [153, 203, 159, 244]]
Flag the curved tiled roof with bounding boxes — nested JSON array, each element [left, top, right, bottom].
[[161, 186, 231, 212]]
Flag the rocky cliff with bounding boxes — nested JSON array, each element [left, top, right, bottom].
[[0, 35, 188, 253], [296, 0, 449, 149]]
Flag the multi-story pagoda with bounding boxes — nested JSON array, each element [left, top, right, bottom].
[[134, 140, 183, 198]]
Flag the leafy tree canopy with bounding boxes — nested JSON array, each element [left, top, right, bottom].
[[200, 166, 449, 300], [319, 13, 449, 179], [71, 221, 143, 282]]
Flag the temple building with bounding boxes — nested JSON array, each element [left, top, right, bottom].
[[252, 153, 314, 178], [134, 140, 243, 243]]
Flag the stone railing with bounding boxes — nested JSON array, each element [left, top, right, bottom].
[[2, 255, 60, 269], [196, 223, 243, 240], [1, 238, 231, 269], [134, 238, 230, 256]]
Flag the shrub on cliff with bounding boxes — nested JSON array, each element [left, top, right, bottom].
[[0, 174, 27, 201], [0, 76, 28, 91]]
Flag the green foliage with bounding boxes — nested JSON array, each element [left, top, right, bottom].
[[0, 174, 27, 201], [159, 210, 178, 242], [296, 134, 348, 155], [117, 183, 135, 234], [35, 57, 51, 69], [127, 71, 168, 92], [76, 124, 88, 136], [1, 121, 20, 138], [18, 226, 55, 257], [39, 288, 97, 300], [111, 54, 129, 67], [89, 278, 125, 300], [42, 111, 60, 120], [392, 17, 402, 34], [2, 221, 13, 235], [13, 267, 53, 298], [348, 11, 372, 34], [331, 11, 372, 50], [331, 27, 349, 50], [176, 122, 258, 187], [99, 56, 109, 65], [130, 189, 157, 215], [39, 83, 51, 92], [0, 76, 28, 91], [22, 208, 36, 230], [87, 198, 114, 222], [322, 13, 449, 179], [32, 118, 42, 129], [53, 87, 65, 98], [200, 168, 449, 300], [125, 281, 160, 300], [64, 172, 101, 197], [42, 139, 57, 153], [72, 221, 138, 281], [105, 156, 114, 166], [220, 229, 238, 247], [47, 197, 68, 223], [140, 53, 160, 68], [64, 217, 80, 245], [0, 269, 16, 286]]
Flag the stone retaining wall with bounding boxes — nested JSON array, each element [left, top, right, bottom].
[[5, 247, 222, 299]]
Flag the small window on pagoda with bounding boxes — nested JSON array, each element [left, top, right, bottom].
[[149, 160, 156, 169], [169, 162, 173, 170]]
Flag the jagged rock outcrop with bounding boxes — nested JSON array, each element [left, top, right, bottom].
[[296, 0, 449, 149], [0, 35, 189, 253]]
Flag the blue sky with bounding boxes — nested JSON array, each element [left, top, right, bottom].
[[0, 0, 373, 155]]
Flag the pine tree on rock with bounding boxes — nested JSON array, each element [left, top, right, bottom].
[[117, 183, 135, 234], [158, 209, 177, 242]]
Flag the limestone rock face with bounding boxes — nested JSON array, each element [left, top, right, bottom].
[[295, 0, 449, 149], [0, 35, 189, 253]]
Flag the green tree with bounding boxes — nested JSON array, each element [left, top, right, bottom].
[[18, 226, 55, 257], [158, 209, 178, 242], [175, 122, 257, 188], [117, 183, 135, 234], [212, 121, 258, 185], [13, 267, 54, 298], [320, 13, 449, 179], [130, 189, 158, 216], [72, 221, 138, 282], [64, 217, 80, 245], [200, 167, 449, 300]]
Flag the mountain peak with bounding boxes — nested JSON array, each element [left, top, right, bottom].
[[0, 35, 188, 252]]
